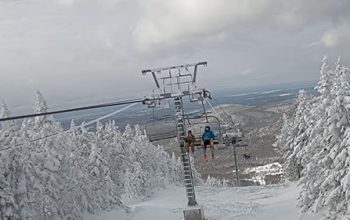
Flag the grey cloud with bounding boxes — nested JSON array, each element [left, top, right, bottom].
[[1, 0, 350, 113], [321, 23, 350, 48], [132, 0, 350, 51]]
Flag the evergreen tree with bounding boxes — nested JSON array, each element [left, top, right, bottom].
[[285, 90, 311, 180], [299, 58, 350, 216], [274, 113, 295, 180], [16, 91, 66, 219], [274, 113, 292, 154], [60, 121, 93, 219], [0, 92, 190, 219], [313, 63, 350, 215], [98, 120, 125, 193], [298, 57, 334, 212], [0, 102, 18, 220]]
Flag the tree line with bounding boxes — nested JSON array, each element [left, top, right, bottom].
[[0, 92, 191, 220], [275, 57, 350, 218]]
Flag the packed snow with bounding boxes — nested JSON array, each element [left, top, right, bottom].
[[87, 183, 322, 220]]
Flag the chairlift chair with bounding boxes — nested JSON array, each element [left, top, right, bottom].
[[184, 114, 224, 148], [144, 116, 177, 142]]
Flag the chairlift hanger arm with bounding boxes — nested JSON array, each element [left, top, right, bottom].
[[193, 65, 198, 83], [151, 72, 161, 88]]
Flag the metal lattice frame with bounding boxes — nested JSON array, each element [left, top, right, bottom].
[[142, 62, 207, 207]]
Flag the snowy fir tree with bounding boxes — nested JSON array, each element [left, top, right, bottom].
[[319, 64, 350, 216], [86, 142, 120, 212], [98, 120, 125, 193], [283, 90, 312, 181], [298, 59, 343, 213], [0, 92, 188, 220], [0, 102, 18, 220], [302, 61, 350, 216], [273, 113, 292, 155], [274, 110, 301, 181], [21, 91, 67, 219], [274, 57, 350, 217], [205, 175, 229, 187]]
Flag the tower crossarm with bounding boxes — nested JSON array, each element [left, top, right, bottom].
[[141, 61, 207, 97], [141, 62, 207, 76]]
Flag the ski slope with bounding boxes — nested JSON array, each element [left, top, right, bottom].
[[86, 183, 323, 220]]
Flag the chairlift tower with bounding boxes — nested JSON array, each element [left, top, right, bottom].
[[142, 62, 207, 219]]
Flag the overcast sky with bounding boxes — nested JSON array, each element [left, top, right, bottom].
[[1, 0, 350, 113]]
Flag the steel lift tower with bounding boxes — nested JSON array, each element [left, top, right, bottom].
[[142, 62, 207, 220]]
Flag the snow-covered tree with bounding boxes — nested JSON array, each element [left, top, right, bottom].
[[25, 92, 67, 219], [274, 109, 301, 181], [0, 102, 19, 148], [0, 170, 16, 220], [282, 90, 312, 181], [97, 120, 125, 192], [0, 102, 18, 219], [298, 58, 335, 212], [87, 142, 120, 212], [0, 102, 42, 220], [123, 124, 134, 141], [274, 113, 296, 179], [168, 152, 183, 184], [0, 91, 191, 219], [205, 175, 228, 187], [311, 64, 350, 214], [274, 113, 292, 154], [58, 121, 93, 219], [298, 58, 350, 217], [121, 125, 188, 200]]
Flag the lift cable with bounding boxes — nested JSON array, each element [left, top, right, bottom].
[[211, 95, 235, 125], [204, 98, 231, 127], [0, 103, 138, 152], [0, 98, 144, 122]]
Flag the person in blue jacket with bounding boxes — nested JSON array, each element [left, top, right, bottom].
[[201, 125, 215, 161]]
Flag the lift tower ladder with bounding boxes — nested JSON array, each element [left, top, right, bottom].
[[174, 96, 197, 206], [142, 62, 207, 208]]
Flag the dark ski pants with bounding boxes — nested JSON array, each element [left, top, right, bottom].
[[202, 139, 214, 158]]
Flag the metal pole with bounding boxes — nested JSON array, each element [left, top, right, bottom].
[[201, 99, 209, 123], [193, 64, 198, 83], [151, 72, 161, 88], [217, 119, 222, 148], [233, 138, 240, 186]]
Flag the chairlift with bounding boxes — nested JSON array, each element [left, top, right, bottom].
[[184, 114, 234, 149], [144, 108, 177, 142], [190, 92, 203, 103], [143, 85, 243, 152], [143, 98, 157, 108], [144, 117, 177, 141], [158, 99, 169, 108]]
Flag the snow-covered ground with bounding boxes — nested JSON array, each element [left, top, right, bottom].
[[87, 183, 322, 220]]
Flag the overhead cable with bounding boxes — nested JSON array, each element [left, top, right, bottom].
[[0, 103, 137, 152], [0, 98, 144, 122]]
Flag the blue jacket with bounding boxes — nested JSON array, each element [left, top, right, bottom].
[[202, 130, 215, 141]]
